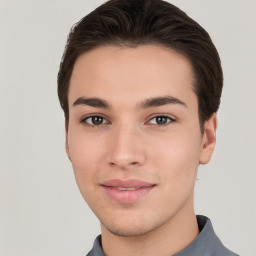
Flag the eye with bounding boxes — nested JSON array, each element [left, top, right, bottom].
[[148, 115, 175, 125], [82, 116, 108, 126]]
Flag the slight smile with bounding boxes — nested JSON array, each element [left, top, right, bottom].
[[101, 179, 156, 204]]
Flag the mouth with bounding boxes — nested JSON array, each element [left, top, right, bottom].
[[101, 179, 156, 204], [111, 187, 143, 191]]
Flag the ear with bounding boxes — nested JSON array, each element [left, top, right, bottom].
[[65, 119, 71, 160], [199, 113, 218, 165]]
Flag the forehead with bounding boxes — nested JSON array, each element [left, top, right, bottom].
[[69, 45, 196, 108]]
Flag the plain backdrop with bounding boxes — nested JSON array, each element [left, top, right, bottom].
[[0, 0, 255, 255]]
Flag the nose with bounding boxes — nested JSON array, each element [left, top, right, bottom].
[[107, 124, 146, 170]]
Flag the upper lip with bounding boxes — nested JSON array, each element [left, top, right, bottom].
[[101, 179, 155, 188]]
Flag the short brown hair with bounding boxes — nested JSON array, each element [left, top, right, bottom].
[[57, 0, 223, 131]]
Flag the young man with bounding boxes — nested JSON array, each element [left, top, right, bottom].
[[57, 0, 238, 255]]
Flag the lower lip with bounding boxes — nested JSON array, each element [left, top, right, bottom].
[[102, 186, 155, 204]]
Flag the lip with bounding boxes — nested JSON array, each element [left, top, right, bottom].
[[101, 179, 155, 204]]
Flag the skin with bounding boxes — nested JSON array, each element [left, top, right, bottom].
[[66, 45, 217, 256]]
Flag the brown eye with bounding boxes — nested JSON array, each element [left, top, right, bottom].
[[149, 116, 175, 125], [91, 116, 104, 125], [83, 116, 107, 126]]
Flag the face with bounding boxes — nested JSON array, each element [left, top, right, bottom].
[[66, 45, 216, 237]]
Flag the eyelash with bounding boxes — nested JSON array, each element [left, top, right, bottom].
[[80, 115, 176, 128], [148, 115, 176, 126], [81, 115, 108, 128]]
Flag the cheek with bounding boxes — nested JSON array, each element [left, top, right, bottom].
[[151, 131, 201, 183], [68, 127, 106, 164], [148, 133, 201, 212], [67, 130, 106, 193]]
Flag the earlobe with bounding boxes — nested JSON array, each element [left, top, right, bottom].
[[199, 113, 218, 165]]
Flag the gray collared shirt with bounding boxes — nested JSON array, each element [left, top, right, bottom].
[[86, 215, 238, 256]]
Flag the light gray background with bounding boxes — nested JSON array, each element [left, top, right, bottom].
[[0, 0, 255, 255]]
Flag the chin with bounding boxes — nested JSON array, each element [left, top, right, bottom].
[[100, 216, 162, 237], [103, 224, 153, 237]]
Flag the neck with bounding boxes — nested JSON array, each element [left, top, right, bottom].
[[100, 201, 199, 256]]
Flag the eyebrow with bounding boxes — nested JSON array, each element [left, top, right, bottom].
[[72, 96, 187, 109], [138, 96, 187, 109], [73, 97, 110, 109]]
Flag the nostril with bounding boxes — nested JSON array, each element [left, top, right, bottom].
[[109, 161, 140, 168], [110, 161, 138, 165]]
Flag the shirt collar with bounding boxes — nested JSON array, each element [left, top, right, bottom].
[[175, 215, 227, 255], [87, 215, 236, 256]]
